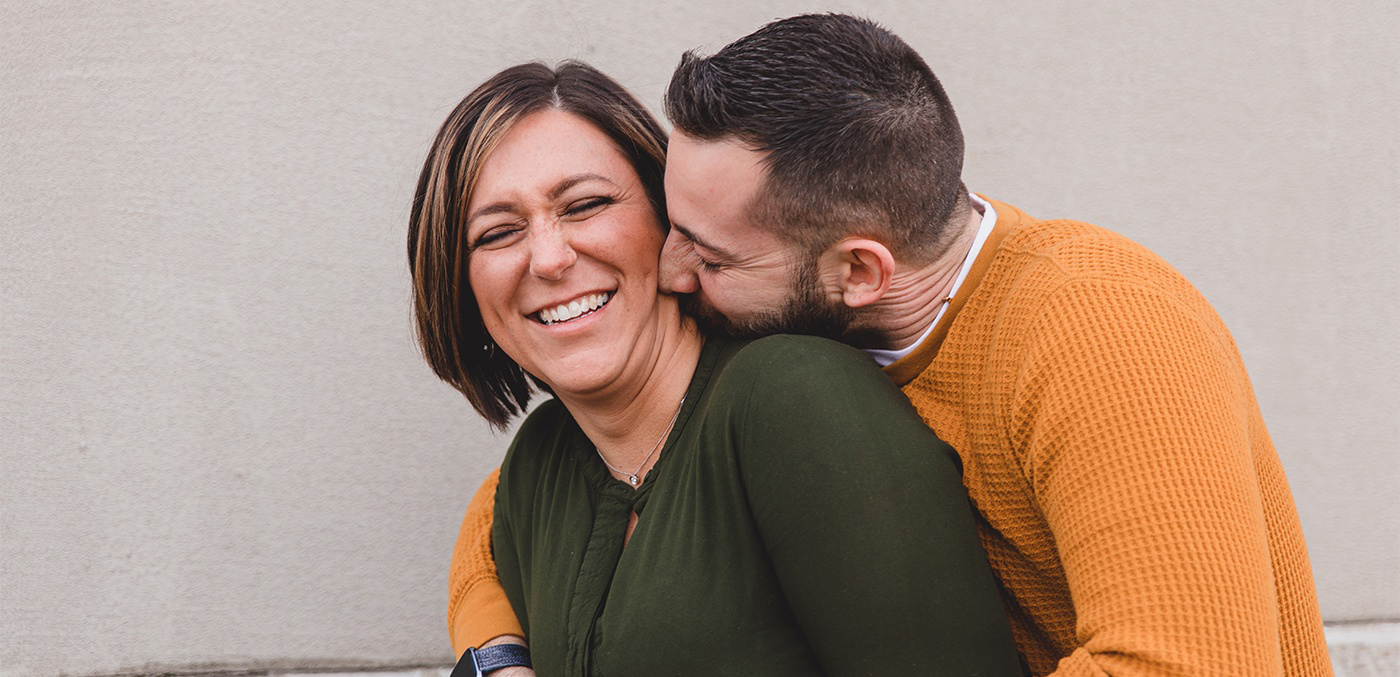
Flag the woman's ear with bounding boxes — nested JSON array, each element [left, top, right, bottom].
[[819, 238, 896, 309]]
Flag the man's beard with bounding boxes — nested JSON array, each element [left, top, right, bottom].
[[680, 259, 855, 341]]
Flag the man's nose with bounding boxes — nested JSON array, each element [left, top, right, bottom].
[[659, 232, 699, 294], [528, 227, 576, 280]]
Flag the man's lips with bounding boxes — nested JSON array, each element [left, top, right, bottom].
[[531, 291, 614, 325]]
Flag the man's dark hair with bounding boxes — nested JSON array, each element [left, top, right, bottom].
[[665, 13, 967, 262]]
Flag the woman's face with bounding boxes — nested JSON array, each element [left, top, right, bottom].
[[466, 109, 668, 398]]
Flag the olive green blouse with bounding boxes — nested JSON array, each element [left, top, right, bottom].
[[492, 335, 1023, 676]]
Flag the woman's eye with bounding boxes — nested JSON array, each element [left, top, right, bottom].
[[472, 226, 522, 249], [564, 196, 613, 217]]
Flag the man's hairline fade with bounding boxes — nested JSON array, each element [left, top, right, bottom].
[[663, 13, 972, 266]]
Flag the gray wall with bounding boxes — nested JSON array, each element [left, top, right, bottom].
[[2, 1, 1396, 675]]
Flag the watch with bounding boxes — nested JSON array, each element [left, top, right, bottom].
[[451, 644, 533, 677]]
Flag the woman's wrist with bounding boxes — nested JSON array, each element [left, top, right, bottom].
[[480, 633, 526, 648]]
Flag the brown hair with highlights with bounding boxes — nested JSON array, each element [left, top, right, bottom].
[[408, 61, 669, 428]]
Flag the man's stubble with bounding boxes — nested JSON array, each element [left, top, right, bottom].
[[678, 256, 855, 341]]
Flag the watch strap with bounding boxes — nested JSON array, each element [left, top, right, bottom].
[[452, 644, 532, 677]]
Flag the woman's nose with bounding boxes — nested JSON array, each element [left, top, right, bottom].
[[528, 227, 577, 280]]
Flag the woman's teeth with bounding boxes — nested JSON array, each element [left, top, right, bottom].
[[538, 292, 612, 325]]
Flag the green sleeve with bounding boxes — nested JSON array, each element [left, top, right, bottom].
[[490, 448, 526, 639], [727, 336, 1023, 677], [491, 402, 567, 641]]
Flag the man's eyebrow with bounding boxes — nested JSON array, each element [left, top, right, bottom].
[[467, 173, 617, 223], [671, 222, 739, 261]]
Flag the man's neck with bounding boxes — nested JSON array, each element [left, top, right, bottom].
[[845, 205, 985, 352]]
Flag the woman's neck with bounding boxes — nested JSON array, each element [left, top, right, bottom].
[[556, 313, 704, 486]]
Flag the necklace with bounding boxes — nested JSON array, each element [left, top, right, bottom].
[[597, 396, 685, 486]]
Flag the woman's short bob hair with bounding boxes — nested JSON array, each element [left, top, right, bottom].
[[408, 61, 669, 429]]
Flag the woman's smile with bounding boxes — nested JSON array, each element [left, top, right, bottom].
[[532, 291, 613, 326]]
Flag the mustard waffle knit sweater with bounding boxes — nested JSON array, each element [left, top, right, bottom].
[[446, 199, 1331, 676]]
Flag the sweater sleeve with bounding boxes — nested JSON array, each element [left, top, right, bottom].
[[447, 468, 525, 655], [730, 336, 1025, 677], [1020, 278, 1284, 676]]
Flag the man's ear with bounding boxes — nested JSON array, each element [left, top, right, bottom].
[[819, 238, 896, 308]]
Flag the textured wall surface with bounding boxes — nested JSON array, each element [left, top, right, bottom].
[[2, 1, 1397, 675]]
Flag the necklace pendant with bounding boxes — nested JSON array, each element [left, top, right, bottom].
[[628, 474, 639, 486]]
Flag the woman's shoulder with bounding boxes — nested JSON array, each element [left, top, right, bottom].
[[702, 335, 954, 482], [720, 334, 881, 377], [704, 334, 920, 430], [713, 334, 895, 397], [499, 398, 575, 481], [513, 396, 570, 439]]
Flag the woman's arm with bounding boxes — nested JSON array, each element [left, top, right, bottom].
[[730, 336, 1024, 677], [447, 468, 526, 655]]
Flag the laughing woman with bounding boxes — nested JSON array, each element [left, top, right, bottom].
[[408, 61, 1023, 677]]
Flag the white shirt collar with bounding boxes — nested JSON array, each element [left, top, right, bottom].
[[865, 194, 997, 367]]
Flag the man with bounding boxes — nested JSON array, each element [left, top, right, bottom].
[[449, 14, 1331, 676]]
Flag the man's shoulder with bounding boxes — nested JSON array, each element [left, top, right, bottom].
[[944, 202, 1225, 359], [958, 204, 1233, 366], [1000, 208, 1153, 262], [986, 204, 1192, 294]]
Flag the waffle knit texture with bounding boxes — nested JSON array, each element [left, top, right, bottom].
[[448, 467, 521, 654], [885, 199, 1330, 676], [447, 198, 1332, 676]]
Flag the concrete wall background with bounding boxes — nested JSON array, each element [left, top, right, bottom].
[[2, 1, 1396, 675]]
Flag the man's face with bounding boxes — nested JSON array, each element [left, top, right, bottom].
[[660, 132, 852, 338]]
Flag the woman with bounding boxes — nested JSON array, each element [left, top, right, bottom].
[[408, 61, 1023, 676]]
